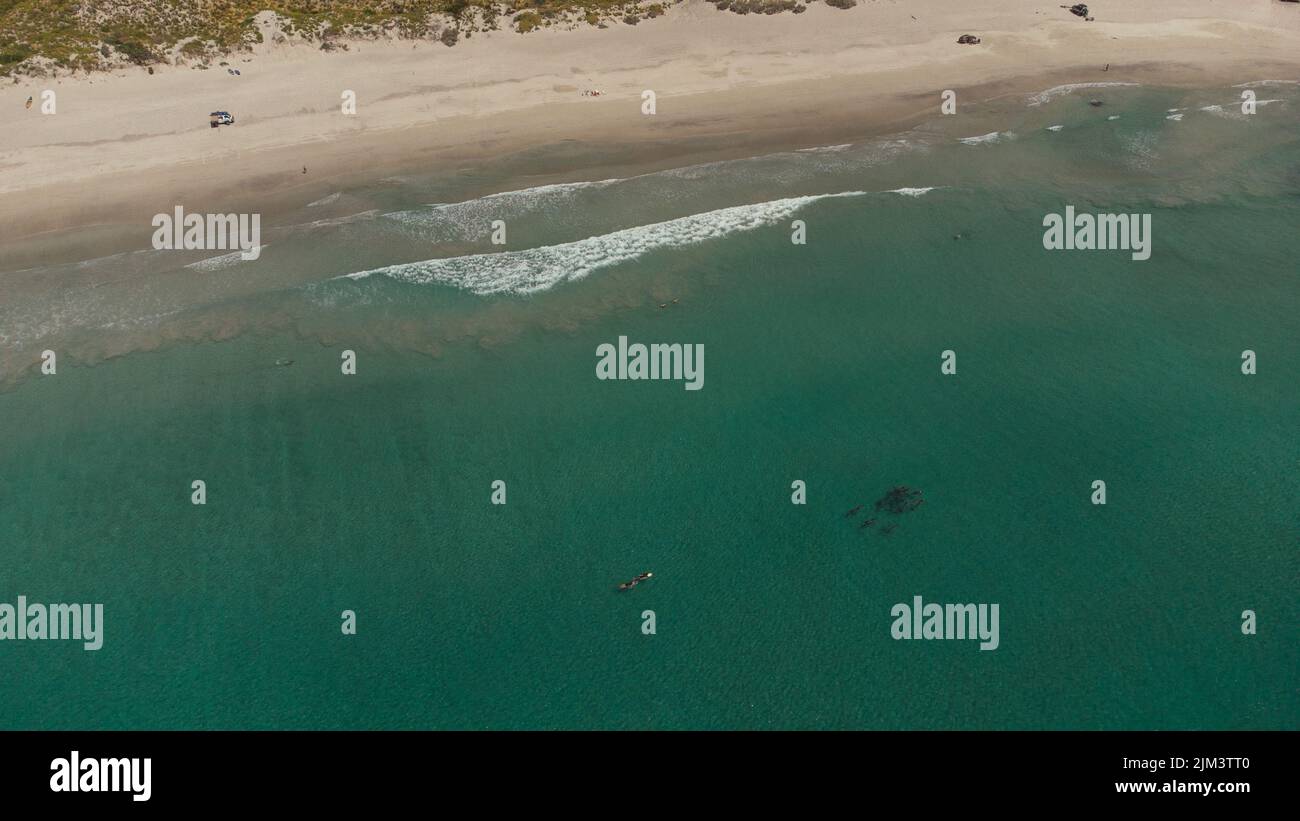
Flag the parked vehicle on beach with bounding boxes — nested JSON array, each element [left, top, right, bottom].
[[209, 111, 234, 127]]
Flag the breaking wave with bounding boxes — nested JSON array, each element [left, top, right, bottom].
[[380, 177, 624, 237], [959, 131, 1013, 145], [1231, 80, 1300, 88], [344, 192, 869, 295], [1027, 82, 1140, 106], [184, 247, 269, 272], [1199, 99, 1283, 116]]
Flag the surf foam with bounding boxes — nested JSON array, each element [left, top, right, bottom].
[[959, 132, 1013, 145], [1027, 82, 1139, 106], [345, 192, 868, 295]]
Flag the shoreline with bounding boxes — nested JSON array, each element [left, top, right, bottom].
[[3, 1, 1300, 253]]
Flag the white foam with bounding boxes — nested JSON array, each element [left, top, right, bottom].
[[344, 192, 868, 295], [885, 187, 938, 197], [1199, 99, 1283, 118], [959, 131, 1013, 145], [1107, 115, 1121, 121], [307, 192, 341, 207], [380, 135, 927, 241], [1231, 80, 1300, 88], [478, 177, 625, 202], [1027, 82, 1139, 106], [72, 248, 160, 270], [796, 143, 854, 153], [658, 138, 919, 182], [184, 246, 269, 271], [1165, 113, 1184, 122], [382, 177, 623, 234], [1046, 125, 1064, 132]]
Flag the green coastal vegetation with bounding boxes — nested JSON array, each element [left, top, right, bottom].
[[0, 0, 853, 78]]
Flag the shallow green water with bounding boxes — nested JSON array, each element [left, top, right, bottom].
[[1, 83, 1296, 728]]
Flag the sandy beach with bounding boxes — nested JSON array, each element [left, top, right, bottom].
[[3, 0, 1299, 247]]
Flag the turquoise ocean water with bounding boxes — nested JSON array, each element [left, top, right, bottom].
[[1, 83, 1297, 728]]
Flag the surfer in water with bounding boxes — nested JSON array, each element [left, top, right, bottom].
[[618, 572, 653, 591]]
